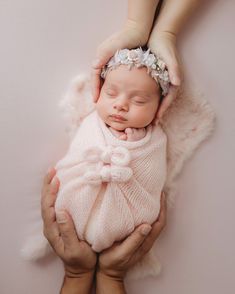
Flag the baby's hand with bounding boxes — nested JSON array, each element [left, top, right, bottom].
[[125, 128, 146, 141], [109, 128, 127, 140]]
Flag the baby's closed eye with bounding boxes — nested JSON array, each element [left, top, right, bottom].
[[105, 89, 117, 97], [132, 97, 148, 105]]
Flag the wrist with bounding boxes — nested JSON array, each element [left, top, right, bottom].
[[64, 259, 96, 277], [96, 270, 126, 294], [61, 271, 95, 294], [148, 30, 177, 47], [124, 19, 150, 45]]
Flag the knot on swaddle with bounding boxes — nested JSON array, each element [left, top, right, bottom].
[[82, 146, 133, 184], [83, 146, 131, 165], [100, 165, 133, 182]]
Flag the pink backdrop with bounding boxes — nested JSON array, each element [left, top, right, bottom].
[[0, 0, 234, 293]]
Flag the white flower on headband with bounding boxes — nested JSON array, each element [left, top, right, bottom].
[[101, 48, 170, 96]]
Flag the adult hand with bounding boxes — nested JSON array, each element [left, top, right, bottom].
[[41, 168, 97, 278], [97, 191, 167, 280], [91, 24, 148, 102], [148, 32, 182, 120]]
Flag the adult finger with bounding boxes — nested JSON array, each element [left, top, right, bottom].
[[56, 210, 81, 251], [168, 61, 181, 87], [91, 44, 117, 102], [41, 168, 57, 197], [91, 67, 102, 102], [41, 177, 60, 250], [138, 192, 167, 253], [157, 85, 179, 120], [41, 176, 60, 222], [43, 167, 56, 186], [41, 177, 61, 244], [115, 224, 152, 260]]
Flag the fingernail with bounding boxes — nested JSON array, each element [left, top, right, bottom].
[[56, 211, 67, 224], [47, 167, 53, 174], [162, 192, 166, 201], [141, 225, 152, 236], [92, 58, 101, 67], [172, 76, 181, 86], [51, 177, 58, 188]]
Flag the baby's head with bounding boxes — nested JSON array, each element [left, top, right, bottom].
[[96, 48, 170, 131]]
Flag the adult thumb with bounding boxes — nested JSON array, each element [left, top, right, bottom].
[[56, 210, 79, 249], [118, 224, 152, 259]]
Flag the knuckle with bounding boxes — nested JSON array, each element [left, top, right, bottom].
[[66, 253, 78, 265], [139, 245, 149, 256], [116, 254, 128, 265]]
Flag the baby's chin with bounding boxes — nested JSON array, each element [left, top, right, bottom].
[[105, 120, 129, 131]]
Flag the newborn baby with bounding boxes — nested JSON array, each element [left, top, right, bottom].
[[55, 48, 170, 252]]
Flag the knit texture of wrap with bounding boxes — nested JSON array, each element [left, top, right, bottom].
[[55, 110, 167, 252]]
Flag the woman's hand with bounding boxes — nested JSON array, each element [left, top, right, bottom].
[[148, 31, 182, 120], [41, 168, 97, 279], [91, 24, 148, 102], [97, 191, 167, 280]]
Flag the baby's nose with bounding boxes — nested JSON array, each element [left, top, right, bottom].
[[113, 97, 129, 111]]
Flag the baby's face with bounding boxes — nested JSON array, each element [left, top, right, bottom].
[[96, 65, 161, 131]]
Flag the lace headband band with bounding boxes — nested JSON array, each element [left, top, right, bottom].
[[101, 48, 170, 96]]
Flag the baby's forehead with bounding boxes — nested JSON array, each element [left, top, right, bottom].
[[103, 65, 160, 94]]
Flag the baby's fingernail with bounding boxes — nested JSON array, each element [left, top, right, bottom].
[[56, 211, 67, 224], [141, 225, 152, 236], [92, 58, 101, 68]]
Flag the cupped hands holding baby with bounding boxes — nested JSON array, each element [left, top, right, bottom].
[[40, 0, 200, 293]]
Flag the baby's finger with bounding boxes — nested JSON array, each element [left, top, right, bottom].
[[119, 134, 127, 140], [157, 85, 178, 120], [116, 224, 152, 260]]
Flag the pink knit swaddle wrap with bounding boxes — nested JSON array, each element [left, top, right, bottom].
[[55, 110, 167, 252]]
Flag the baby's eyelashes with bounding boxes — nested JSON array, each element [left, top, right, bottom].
[[132, 97, 148, 105], [105, 89, 117, 97]]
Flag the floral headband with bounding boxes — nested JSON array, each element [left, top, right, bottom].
[[101, 48, 170, 96]]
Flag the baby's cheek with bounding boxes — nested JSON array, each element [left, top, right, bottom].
[[96, 98, 109, 123], [96, 99, 107, 118], [135, 106, 157, 127]]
